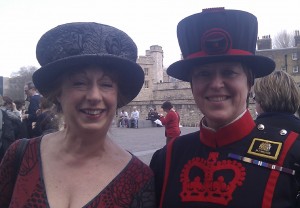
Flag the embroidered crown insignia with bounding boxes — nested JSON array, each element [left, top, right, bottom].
[[180, 152, 246, 205]]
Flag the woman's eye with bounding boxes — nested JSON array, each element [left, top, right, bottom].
[[223, 70, 237, 77], [100, 82, 113, 88], [73, 81, 86, 86], [194, 71, 210, 77]]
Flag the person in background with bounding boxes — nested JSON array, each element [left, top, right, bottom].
[[159, 101, 180, 143], [1, 96, 22, 120], [32, 97, 59, 137], [13, 99, 29, 138], [254, 70, 300, 133], [117, 109, 129, 127], [13, 99, 26, 118], [0, 96, 22, 137], [150, 8, 300, 207], [147, 108, 160, 126], [0, 22, 155, 207], [129, 106, 139, 128], [0, 96, 22, 162], [22, 81, 41, 137]]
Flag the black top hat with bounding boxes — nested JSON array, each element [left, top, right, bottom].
[[33, 22, 144, 107], [167, 8, 275, 82]]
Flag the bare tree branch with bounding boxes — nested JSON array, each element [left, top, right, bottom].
[[273, 30, 295, 48]]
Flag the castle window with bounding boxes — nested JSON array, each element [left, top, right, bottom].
[[144, 80, 149, 88], [144, 68, 149, 76], [292, 53, 298, 60], [293, 66, 299, 73]]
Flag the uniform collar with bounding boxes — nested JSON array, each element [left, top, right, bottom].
[[200, 110, 255, 148]]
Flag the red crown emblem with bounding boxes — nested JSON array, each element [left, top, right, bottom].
[[180, 152, 246, 205]]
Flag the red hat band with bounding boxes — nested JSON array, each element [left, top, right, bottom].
[[187, 28, 253, 59]]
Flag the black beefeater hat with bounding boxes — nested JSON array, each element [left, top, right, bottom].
[[167, 8, 275, 82]]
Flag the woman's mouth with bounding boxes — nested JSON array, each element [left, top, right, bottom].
[[207, 96, 228, 102]]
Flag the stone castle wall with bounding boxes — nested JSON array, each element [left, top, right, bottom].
[[117, 45, 258, 127]]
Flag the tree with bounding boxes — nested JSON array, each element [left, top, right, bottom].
[[5, 66, 38, 100], [273, 30, 295, 49], [10, 65, 37, 80]]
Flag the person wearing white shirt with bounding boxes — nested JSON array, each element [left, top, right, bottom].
[[129, 107, 139, 128]]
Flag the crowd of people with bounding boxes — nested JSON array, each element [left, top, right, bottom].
[[1, 7, 300, 208], [0, 82, 60, 162]]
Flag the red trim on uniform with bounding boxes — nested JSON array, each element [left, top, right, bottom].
[[186, 49, 253, 59], [159, 138, 176, 208], [262, 131, 298, 208], [200, 111, 255, 148]]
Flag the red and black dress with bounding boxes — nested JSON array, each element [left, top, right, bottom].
[[150, 110, 300, 207], [0, 137, 156, 208]]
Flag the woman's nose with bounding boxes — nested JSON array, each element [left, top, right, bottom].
[[86, 85, 102, 102], [209, 74, 225, 88]]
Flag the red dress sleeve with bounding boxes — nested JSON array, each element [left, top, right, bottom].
[[0, 140, 22, 207]]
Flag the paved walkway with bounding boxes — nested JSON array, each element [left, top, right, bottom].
[[108, 126, 199, 165]]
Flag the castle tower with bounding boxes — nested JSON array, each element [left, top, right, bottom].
[[147, 45, 164, 83], [257, 35, 272, 50], [134, 45, 164, 102]]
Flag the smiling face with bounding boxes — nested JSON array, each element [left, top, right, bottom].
[[191, 62, 251, 130], [57, 66, 118, 134]]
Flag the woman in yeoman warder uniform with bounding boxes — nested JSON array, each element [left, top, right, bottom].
[[150, 7, 300, 208]]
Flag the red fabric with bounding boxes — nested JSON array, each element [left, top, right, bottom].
[[0, 138, 155, 207], [159, 137, 176, 208], [200, 111, 255, 147], [262, 131, 298, 208], [187, 48, 252, 59], [159, 110, 181, 139]]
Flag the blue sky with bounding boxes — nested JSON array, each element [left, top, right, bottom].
[[0, 0, 299, 77]]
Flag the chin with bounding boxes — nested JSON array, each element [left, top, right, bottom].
[[207, 113, 232, 125]]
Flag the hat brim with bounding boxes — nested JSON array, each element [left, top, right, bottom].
[[32, 54, 144, 108], [167, 55, 275, 82]]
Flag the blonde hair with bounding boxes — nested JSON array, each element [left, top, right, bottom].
[[254, 70, 300, 113]]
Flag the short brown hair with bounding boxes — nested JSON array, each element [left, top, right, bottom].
[[254, 70, 300, 113]]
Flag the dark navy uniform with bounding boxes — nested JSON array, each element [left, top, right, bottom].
[[150, 111, 300, 207]]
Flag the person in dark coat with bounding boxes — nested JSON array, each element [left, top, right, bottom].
[[150, 8, 300, 208], [22, 81, 41, 137], [32, 97, 59, 137], [147, 108, 161, 126], [254, 70, 300, 133]]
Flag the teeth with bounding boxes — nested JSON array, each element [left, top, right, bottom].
[[208, 96, 227, 102], [83, 110, 102, 115]]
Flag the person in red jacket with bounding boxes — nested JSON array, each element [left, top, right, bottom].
[[159, 101, 180, 144]]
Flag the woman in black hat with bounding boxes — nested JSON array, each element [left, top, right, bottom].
[[150, 8, 300, 208], [0, 22, 156, 207]]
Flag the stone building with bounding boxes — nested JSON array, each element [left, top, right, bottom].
[[121, 45, 202, 126], [256, 30, 300, 83]]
